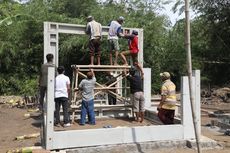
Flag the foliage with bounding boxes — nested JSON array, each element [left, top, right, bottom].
[[0, 0, 229, 95], [172, 0, 230, 87]]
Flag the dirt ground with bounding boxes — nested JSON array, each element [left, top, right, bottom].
[[0, 98, 230, 153]]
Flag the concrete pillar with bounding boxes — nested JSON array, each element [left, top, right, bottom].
[[45, 67, 55, 149], [181, 70, 200, 139], [144, 68, 151, 108]]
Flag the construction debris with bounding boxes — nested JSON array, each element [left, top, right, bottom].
[[27, 108, 39, 112], [6, 146, 43, 153], [201, 87, 230, 104], [15, 133, 40, 141], [224, 129, 230, 136], [0, 95, 39, 108]]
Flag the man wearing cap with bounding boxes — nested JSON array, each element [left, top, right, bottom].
[[120, 30, 144, 78], [125, 67, 145, 123], [108, 16, 125, 65], [75, 69, 96, 125], [157, 72, 177, 125], [54, 66, 71, 127], [86, 16, 102, 65]]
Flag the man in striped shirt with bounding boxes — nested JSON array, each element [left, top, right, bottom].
[[157, 72, 177, 124]]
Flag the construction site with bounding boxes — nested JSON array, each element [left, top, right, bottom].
[[0, 21, 229, 153]]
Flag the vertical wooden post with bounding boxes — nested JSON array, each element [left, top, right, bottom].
[[185, 0, 202, 152]]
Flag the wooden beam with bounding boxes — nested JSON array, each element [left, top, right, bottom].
[[71, 65, 131, 69]]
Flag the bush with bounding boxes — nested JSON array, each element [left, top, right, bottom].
[[0, 74, 38, 95]]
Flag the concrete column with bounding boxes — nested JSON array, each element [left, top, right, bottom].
[[181, 70, 200, 139], [181, 76, 195, 139], [193, 70, 201, 136], [45, 67, 55, 149], [138, 29, 144, 67], [43, 22, 59, 66], [144, 68, 151, 108]]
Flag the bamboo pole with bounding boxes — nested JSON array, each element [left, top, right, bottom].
[[73, 70, 79, 104], [185, 0, 202, 153]]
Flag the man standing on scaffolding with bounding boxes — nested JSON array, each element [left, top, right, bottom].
[[86, 16, 102, 65], [108, 16, 125, 65]]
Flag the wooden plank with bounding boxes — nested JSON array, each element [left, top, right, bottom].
[[71, 65, 131, 69], [71, 104, 133, 109]]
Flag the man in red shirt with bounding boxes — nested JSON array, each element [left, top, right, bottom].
[[120, 30, 144, 78]]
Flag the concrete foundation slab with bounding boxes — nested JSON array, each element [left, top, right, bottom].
[[49, 137, 219, 153]]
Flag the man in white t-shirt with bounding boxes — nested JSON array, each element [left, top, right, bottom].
[[54, 66, 71, 127]]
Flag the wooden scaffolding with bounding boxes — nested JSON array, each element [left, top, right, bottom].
[[70, 64, 134, 123]]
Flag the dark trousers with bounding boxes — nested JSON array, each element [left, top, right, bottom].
[[39, 86, 47, 110], [108, 94, 116, 105], [80, 99, 95, 125], [55, 97, 69, 124], [158, 108, 175, 125]]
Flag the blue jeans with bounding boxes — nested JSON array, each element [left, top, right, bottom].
[[55, 97, 69, 124], [80, 99, 95, 125]]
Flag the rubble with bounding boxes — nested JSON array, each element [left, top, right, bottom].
[[224, 129, 230, 136], [201, 87, 230, 104], [0, 95, 39, 108], [15, 133, 40, 141]]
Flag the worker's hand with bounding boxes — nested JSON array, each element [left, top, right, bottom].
[[157, 107, 161, 111], [74, 88, 79, 92], [141, 72, 144, 79], [89, 68, 93, 72], [157, 103, 163, 111], [118, 33, 124, 38], [122, 71, 126, 77]]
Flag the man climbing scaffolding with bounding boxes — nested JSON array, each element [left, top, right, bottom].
[[120, 30, 144, 78]]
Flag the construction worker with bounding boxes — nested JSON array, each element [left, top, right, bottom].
[[54, 66, 71, 127], [38, 53, 55, 111], [105, 72, 117, 105], [157, 72, 177, 125], [108, 16, 125, 65], [75, 69, 96, 125], [125, 67, 145, 123], [120, 30, 144, 78], [86, 16, 102, 65]]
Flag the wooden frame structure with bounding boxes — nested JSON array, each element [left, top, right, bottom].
[[70, 64, 134, 121]]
